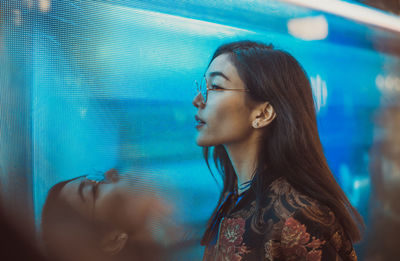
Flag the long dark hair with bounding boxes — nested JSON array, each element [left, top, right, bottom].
[[201, 40, 364, 245]]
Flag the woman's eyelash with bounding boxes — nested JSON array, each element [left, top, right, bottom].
[[211, 84, 222, 89]]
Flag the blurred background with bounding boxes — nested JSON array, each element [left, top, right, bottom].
[[1, 0, 399, 260]]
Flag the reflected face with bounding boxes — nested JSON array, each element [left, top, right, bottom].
[[44, 170, 171, 261], [46, 170, 128, 261], [193, 53, 253, 147], [59, 170, 124, 228]]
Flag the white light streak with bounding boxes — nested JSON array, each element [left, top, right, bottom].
[[105, 3, 254, 37], [280, 0, 400, 34], [310, 74, 328, 112], [376, 74, 400, 93], [287, 15, 328, 40]]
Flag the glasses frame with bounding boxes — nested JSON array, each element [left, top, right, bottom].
[[85, 173, 108, 184], [83, 170, 120, 228], [195, 76, 249, 104], [83, 172, 112, 228]]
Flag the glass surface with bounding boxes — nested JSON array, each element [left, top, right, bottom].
[[1, 0, 400, 259]]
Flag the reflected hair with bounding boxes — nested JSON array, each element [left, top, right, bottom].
[[201, 40, 364, 245]]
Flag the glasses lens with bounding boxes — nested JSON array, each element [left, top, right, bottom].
[[194, 80, 200, 97], [200, 77, 207, 103], [86, 171, 108, 184], [194, 80, 204, 103], [195, 78, 206, 103]]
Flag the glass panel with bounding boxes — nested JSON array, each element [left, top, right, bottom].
[[1, 0, 399, 259]]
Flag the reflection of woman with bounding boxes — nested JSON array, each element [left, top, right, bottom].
[[193, 41, 363, 260], [41, 169, 167, 261]]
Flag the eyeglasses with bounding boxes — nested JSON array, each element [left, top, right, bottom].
[[194, 76, 249, 104], [85, 172, 109, 184], [85, 169, 119, 185], [82, 171, 115, 229]]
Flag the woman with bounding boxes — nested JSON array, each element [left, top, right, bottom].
[[193, 41, 364, 260], [41, 169, 171, 261]]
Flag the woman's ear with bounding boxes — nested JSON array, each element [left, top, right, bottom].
[[252, 102, 276, 128], [101, 230, 128, 256]]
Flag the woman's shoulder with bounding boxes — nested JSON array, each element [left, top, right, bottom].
[[263, 177, 357, 261], [266, 177, 333, 221]]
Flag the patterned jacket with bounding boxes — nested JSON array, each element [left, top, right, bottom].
[[202, 177, 357, 261]]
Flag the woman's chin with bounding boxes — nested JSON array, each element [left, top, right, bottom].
[[195, 135, 213, 147], [195, 139, 206, 147]]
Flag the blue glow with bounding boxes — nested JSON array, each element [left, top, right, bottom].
[[1, 0, 400, 259]]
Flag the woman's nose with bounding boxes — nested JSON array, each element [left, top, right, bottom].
[[192, 93, 205, 108]]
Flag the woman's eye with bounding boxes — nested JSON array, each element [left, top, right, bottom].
[[211, 84, 223, 90]]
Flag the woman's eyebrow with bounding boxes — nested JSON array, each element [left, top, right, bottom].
[[78, 180, 86, 202], [92, 183, 99, 203], [207, 71, 231, 81], [78, 180, 99, 204]]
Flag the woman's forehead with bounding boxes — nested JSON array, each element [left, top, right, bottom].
[[207, 53, 245, 88], [206, 54, 235, 77], [60, 178, 88, 203]]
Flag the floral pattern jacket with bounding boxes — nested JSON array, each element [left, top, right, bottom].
[[202, 178, 357, 261]]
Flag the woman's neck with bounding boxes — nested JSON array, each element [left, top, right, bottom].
[[224, 136, 259, 194]]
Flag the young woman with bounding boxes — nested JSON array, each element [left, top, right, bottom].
[[193, 41, 364, 261]]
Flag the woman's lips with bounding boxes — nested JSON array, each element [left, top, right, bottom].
[[195, 115, 206, 129]]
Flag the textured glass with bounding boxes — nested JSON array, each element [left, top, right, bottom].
[[1, 0, 400, 259]]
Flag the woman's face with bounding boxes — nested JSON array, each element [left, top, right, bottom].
[[193, 53, 254, 147], [62, 173, 124, 223], [45, 171, 172, 261], [47, 171, 128, 261]]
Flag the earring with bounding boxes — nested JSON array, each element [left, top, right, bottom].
[[252, 120, 259, 128]]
